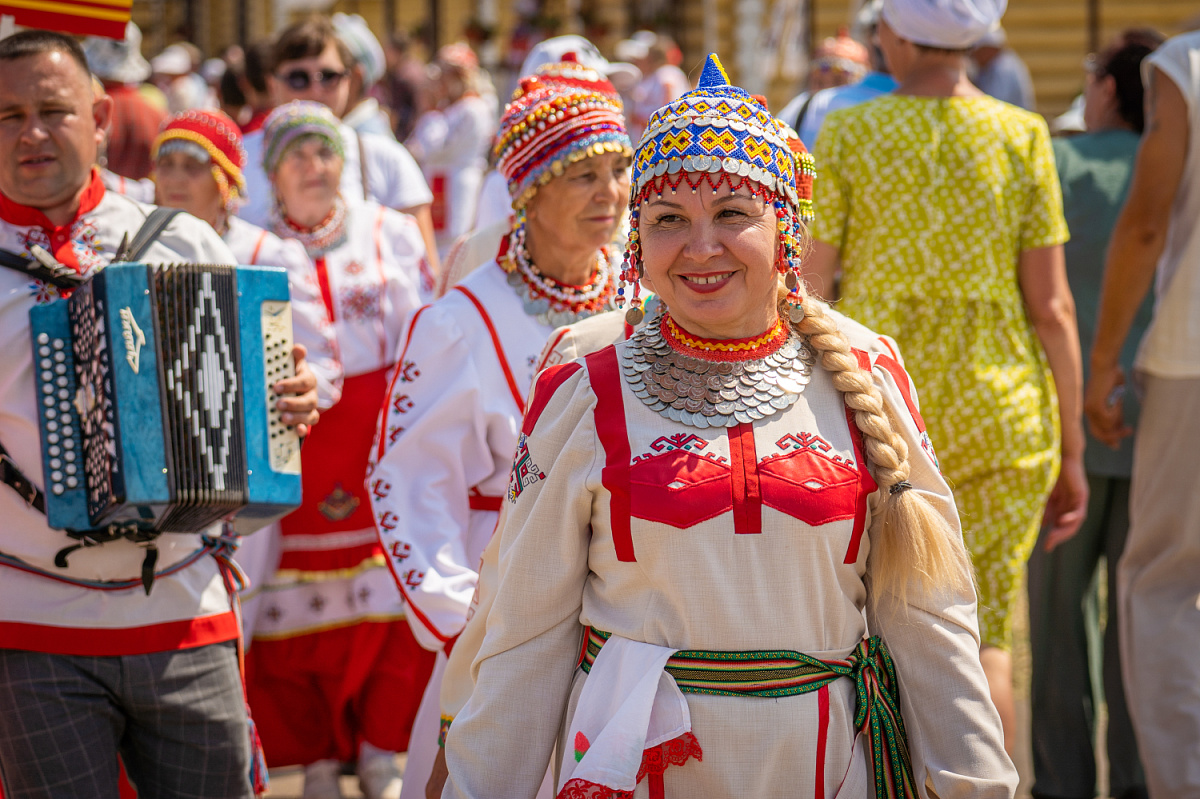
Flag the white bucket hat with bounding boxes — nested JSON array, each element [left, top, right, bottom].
[[83, 21, 151, 85], [520, 34, 641, 92]]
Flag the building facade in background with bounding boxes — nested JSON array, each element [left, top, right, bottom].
[[132, 0, 1198, 117]]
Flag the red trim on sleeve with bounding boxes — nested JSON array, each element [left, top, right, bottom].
[[585, 347, 636, 562], [375, 304, 432, 461], [0, 611, 239, 657], [873, 353, 927, 434], [453, 285, 526, 412], [248, 230, 268, 265], [313, 255, 336, 322], [535, 327, 571, 372], [728, 422, 762, 535], [522, 362, 583, 435], [375, 537, 453, 645], [852, 347, 871, 372]]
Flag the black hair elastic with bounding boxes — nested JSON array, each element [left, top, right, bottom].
[[889, 481, 913, 495]]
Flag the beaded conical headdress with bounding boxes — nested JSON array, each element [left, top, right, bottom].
[[493, 54, 633, 211], [619, 54, 816, 324]]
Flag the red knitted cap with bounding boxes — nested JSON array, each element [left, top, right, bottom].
[[152, 109, 247, 204]]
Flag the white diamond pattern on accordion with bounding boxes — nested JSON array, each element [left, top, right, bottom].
[[163, 270, 239, 492]]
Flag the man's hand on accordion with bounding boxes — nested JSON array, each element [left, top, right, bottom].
[[274, 344, 321, 437]]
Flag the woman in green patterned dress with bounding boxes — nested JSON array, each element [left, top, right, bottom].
[[803, 0, 1088, 755]]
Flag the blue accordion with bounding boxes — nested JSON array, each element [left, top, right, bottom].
[[29, 263, 303, 536]]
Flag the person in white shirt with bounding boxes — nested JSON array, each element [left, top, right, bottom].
[[0, 31, 318, 798], [237, 16, 439, 277], [332, 12, 395, 140], [406, 43, 495, 260]]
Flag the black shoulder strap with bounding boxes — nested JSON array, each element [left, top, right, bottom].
[[0, 438, 44, 513], [124, 207, 182, 262], [0, 246, 88, 290]]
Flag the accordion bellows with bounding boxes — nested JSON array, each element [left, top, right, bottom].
[[30, 263, 303, 536]]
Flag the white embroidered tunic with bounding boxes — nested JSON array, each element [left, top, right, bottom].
[[443, 323, 1016, 798], [0, 178, 244, 655]]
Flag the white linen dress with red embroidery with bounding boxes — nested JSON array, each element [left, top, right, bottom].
[[435, 304, 906, 726], [0, 176, 246, 656], [442, 334, 1017, 798]]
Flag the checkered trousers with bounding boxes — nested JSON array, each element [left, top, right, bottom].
[[0, 642, 252, 798]]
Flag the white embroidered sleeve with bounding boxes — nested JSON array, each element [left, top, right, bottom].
[[369, 302, 496, 650]]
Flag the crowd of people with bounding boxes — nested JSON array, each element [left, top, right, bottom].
[[0, 0, 1198, 798]]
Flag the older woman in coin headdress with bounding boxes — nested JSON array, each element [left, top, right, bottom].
[[441, 56, 1017, 799]]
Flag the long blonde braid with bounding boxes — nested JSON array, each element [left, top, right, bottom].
[[783, 285, 975, 607]]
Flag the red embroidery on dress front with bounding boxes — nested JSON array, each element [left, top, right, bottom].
[[341, 284, 382, 322], [728, 422, 763, 534], [631, 433, 715, 463]]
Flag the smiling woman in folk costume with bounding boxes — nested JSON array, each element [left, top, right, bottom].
[[428, 125, 911, 799], [240, 101, 435, 799], [441, 56, 1017, 799], [366, 55, 633, 799]]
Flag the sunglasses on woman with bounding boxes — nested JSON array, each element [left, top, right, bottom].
[[278, 68, 348, 91]]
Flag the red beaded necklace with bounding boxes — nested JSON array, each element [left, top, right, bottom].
[[662, 313, 789, 362]]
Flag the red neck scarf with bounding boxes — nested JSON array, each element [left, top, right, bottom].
[[0, 168, 107, 274]]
